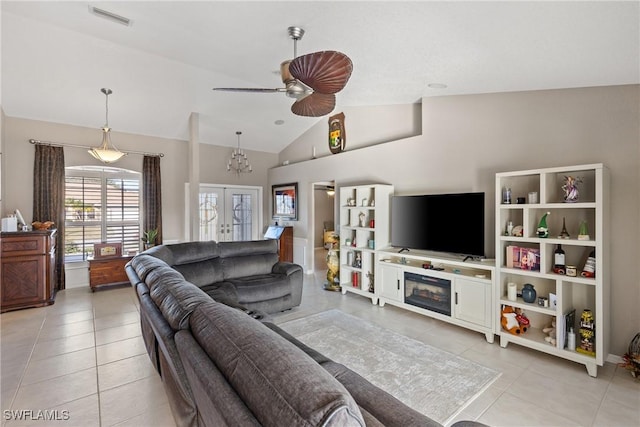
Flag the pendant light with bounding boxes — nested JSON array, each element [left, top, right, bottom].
[[227, 131, 252, 175], [88, 88, 126, 163]]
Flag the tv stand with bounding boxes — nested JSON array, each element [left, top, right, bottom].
[[376, 248, 496, 343]]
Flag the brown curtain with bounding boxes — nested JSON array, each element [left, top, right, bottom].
[[143, 155, 163, 244], [33, 144, 66, 290]]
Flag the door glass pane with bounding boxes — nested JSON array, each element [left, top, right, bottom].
[[199, 192, 219, 241], [231, 193, 253, 241]]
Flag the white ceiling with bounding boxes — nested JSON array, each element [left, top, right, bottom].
[[2, 1, 638, 153]]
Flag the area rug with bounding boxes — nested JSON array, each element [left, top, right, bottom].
[[279, 309, 500, 425]]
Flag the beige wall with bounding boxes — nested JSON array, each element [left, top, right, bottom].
[[268, 85, 639, 357], [1, 117, 278, 243]]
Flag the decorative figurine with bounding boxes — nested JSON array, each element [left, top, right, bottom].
[[576, 309, 596, 357], [366, 271, 374, 293], [324, 244, 340, 291], [353, 251, 362, 268], [578, 220, 590, 240], [537, 212, 551, 238], [562, 176, 582, 203], [359, 211, 366, 227], [558, 217, 570, 239]]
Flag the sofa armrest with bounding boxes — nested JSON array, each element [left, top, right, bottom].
[[272, 262, 302, 276]]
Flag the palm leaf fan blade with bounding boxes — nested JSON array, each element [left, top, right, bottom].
[[291, 93, 336, 117], [289, 51, 353, 94]]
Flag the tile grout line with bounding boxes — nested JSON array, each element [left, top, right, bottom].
[[92, 304, 103, 427], [5, 313, 47, 416]]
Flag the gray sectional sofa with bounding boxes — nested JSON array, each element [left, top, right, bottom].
[[139, 239, 303, 314], [126, 240, 481, 427]]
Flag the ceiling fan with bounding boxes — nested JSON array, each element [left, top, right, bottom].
[[212, 27, 353, 117]]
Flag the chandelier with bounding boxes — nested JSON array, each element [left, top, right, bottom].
[[88, 88, 126, 163], [227, 131, 252, 174]]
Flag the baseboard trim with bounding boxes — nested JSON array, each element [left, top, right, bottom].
[[606, 353, 623, 364]]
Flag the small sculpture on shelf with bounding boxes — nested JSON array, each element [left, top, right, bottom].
[[543, 318, 557, 346], [578, 220, 590, 240], [558, 217, 570, 239], [352, 251, 362, 268], [366, 271, 374, 293], [359, 211, 366, 227], [537, 212, 550, 238], [562, 175, 582, 203], [576, 309, 596, 356]]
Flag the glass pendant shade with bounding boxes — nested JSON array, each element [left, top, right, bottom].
[[88, 88, 126, 164], [88, 127, 125, 163]]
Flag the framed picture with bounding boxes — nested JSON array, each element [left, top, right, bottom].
[[272, 183, 298, 220], [94, 242, 122, 259]]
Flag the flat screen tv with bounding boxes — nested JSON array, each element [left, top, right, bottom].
[[391, 192, 485, 257]]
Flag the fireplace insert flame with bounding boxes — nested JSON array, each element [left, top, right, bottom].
[[404, 272, 451, 316]]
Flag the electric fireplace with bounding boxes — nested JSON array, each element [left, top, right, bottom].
[[404, 272, 452, 316]]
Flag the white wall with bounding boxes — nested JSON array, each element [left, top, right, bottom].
[[268, 85, 639, 356]]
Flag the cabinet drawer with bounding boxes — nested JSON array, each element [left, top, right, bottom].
[[1, 235, 46, 256]]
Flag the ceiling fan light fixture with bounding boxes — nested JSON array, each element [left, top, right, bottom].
[[88, 88, 126, 164]]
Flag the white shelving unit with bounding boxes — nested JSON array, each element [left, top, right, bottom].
[[339, 184, 394, 304], [495, 164, 609, 377], [376, 250, 496, 343]]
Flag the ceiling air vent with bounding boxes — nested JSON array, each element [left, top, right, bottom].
[[89, 6, 132, 27]]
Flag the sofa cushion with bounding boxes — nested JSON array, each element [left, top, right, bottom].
[[175, 330, 261, 427], [147, 241, 220, 266], [130, 253, 171, 281], [229, 274, 290, 304], [148, 274, 212, 331], [173, 257, 225, 287], [218, 239, 277, 258], [220, 253, 279, 280], [189, 302, 365, 427]]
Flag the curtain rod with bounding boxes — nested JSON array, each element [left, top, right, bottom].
[[28, 139, 164, 158]]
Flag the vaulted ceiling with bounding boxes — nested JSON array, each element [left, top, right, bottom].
[[2, 1, 638, 153]]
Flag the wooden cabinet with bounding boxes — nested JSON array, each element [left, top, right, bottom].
[[89, 256, 133, 291], [1, 230, 57, 312], [279, 226, 293, 262]]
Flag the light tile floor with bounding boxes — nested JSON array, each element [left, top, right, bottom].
[[1, 249, 638, 426]]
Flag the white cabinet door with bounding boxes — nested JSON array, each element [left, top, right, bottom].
[[454, 277, 491, 328], [378, 263, 402, 303]]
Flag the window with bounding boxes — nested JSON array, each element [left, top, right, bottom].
[[65, 166, 141, 262]]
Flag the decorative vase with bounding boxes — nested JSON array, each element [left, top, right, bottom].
[[522, 283, 537, 303]]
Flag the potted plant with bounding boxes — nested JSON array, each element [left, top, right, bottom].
[[141, 228, 158, 250]]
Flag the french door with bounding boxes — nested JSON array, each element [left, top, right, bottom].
[[186, 184, 261, 242]]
